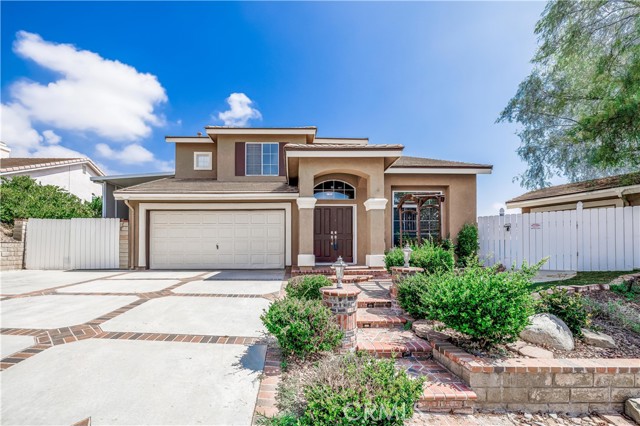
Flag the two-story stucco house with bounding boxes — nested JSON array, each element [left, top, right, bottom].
[[113, 127, 492, 270]]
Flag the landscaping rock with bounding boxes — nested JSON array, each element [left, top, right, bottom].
[[519, 313, 575, 351], [625, 398, 640, 424], [581, 328, 617, 349], [517, 344, 554, 359], [411, 320, 450, 342]]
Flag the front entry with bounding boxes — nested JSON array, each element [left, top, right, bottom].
[[313, 206, 354, 263]]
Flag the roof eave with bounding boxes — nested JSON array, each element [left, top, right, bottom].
[[505, 184, 640, 209]]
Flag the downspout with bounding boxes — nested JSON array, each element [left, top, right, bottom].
[[124, 199, 135, 270]]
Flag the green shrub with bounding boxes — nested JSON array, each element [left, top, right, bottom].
[[384, 242, 454, 274], [261, 298, 343, 360], [275, 353, 423, 426], [536, 287, 590, 336], [455, 223, 478, 267], [438, 237, 454, 251], [285, 275, 331, 301], [397, 264, 537, 346], [396, 273, 432, 319], [256, 414, 299, 426], [610, 282, 640, 301], [384, 247, 405, 272], [410, 242, 454, 274], [0, 176, 98, 223]]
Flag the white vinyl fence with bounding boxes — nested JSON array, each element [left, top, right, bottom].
[[478, 204, 640, 271], [25, 218, 121, 270]]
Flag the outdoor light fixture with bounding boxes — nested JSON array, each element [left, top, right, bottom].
[[332, 256, 347, 289], [499, 208, 505, 217], [402, 243, 413, 268]]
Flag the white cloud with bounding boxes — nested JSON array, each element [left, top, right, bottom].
[[95, 143, 173, 171], [0, 103, 42, 156], [217, 93, 262, 126], [10, 31, 167, 140], [42, 130, 61, 144], [0, 31, 169, 170]]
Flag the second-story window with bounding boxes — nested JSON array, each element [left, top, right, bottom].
[[194, 152, 212, 170], [246, 142, 279, 176]]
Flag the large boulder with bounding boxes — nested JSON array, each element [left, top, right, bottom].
[[581, 328, 617, 349], [626, 398, 640, 424], [519, 313, 575, 351]]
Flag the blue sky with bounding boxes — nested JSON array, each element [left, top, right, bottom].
[[1, 1, 547, 216]]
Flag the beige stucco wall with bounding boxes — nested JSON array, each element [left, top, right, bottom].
[[384, 174, 477, 249], [216, 134, 307, 182], [175, 143, 217, 179]]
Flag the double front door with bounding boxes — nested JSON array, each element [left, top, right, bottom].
[[313, 206, 354, 263]]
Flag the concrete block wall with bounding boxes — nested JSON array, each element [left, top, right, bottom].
[[433, 341, 640, 414], [119, 220, 129, 269], [1, 219, 26, 270]]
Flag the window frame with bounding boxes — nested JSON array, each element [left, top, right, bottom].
[[193, 152, 213, 171], [392, 190, 444, 246], [245, 142, 279, 176]]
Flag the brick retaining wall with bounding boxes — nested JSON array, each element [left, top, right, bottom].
[[432, 341, 640, 414]]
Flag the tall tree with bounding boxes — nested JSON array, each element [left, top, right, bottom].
[[498, 0, 640, 189]]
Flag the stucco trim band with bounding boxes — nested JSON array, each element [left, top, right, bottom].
[[364, 198, 388, 211], [296, 197, 317, 209], [298, 254, 315, 267], [386, 167, 492, 175], [366, 254, 385, 267]]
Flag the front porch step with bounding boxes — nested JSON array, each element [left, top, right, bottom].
[[396, 357, 477, 414], [357, 296, 393, 308], [292, 267, 390, 278], [356, 328, 431, 358], [328, 275, 372, 284], [357, 307, 409, 328]]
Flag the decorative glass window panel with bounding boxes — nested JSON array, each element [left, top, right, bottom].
[[392, 191, 442, 246], [194, 152, 212, 170], [313, 180, 356, 199], [246, 143, 279, 176]]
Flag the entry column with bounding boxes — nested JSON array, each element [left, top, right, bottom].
[[296, 197, 317, 267], [364, 198, 388, 267]]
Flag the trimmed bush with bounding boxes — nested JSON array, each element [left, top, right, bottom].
[[384, 247, 405, 272], [261, 297, 343, 359], [537, 287, 590, 336], [455, 223, 478, 266], [285, 275, 331, 301], [384, 241, 454, 274], [397, 264, 537, 346], [273, 353, 424, 426], [410, 242, 454, 274]]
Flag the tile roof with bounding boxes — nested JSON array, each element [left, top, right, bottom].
[[115, 178, 298, 194], [507, 172, 640, 203], [0, 157, 104, 175], [390, 156, 492, 169], [285, 143, 403, 150]]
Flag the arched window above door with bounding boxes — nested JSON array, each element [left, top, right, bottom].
[[313, 180, 356, 200]]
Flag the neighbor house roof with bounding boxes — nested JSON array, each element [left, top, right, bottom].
[[114, 178, 298, 200], [0, 158, 105, 176], [390, 156, 492, 169], [506, 172, 640, 207]]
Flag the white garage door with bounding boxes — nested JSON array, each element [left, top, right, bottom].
[[150, 210, 285, 269]]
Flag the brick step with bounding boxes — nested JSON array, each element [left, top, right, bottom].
[[396, 357, 476, 414], [356, 328, 431, 358], [328, 275, 372, 284], [357, 307, 409, 328], [357, 296, 393, 308], [292, 267, 389, 278]]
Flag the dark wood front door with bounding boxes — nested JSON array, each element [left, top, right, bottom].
[[313, 206, 354, 263]]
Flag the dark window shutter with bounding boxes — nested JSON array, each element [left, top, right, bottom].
[[279, 142, 286, 176], [235, 142, 245, 176]]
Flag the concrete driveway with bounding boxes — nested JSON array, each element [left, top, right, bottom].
[[0, 269, 284, 425]]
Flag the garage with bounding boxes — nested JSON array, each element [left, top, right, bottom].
[[149, 210, 285, 269]]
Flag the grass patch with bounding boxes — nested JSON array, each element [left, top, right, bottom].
[[529, 270, 634, 291]]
